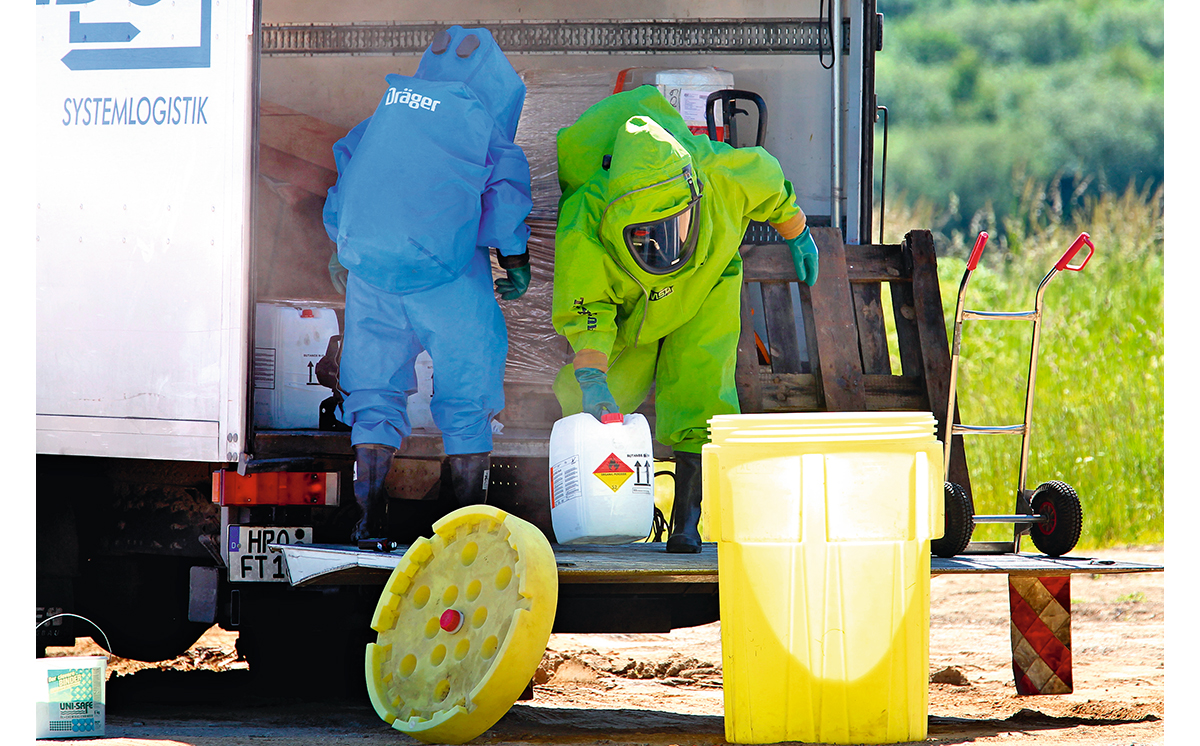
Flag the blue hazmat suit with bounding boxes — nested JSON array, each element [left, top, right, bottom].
[[322, 26, 532, 454]]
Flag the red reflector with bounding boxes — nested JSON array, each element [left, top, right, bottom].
[[213, 471, 333, 506]]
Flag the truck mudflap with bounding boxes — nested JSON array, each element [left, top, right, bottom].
[[271, 542, 1161, 588]]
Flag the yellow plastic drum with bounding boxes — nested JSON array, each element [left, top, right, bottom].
[[705, 412, 942, 744], [365, 505, 558, 744]]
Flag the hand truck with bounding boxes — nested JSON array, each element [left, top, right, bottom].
[[933, 230, 1095, 558]]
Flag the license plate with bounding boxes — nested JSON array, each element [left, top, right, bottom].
[[227, 526, 312, 582]]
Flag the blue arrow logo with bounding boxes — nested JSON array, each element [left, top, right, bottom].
[[69, 12, 140, 43], [60, 0, 210, 71]]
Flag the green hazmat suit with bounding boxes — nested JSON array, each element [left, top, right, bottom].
[[551, 87, 808, 453]]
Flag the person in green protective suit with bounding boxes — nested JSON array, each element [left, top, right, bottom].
[[552, 86, 819, 553]]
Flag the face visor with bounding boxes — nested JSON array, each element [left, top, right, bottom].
[[620, 165, 703, 275]]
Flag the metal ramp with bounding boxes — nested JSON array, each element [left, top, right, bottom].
[[274, 541, 1161, 588]]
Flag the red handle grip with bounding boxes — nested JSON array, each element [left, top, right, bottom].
[[1054, 232, 1095, 272], [967, 231, 988, 271]]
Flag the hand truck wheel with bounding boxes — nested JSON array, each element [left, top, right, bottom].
[[1028, 480, 1083, 557], [932, 481, 975, 558]]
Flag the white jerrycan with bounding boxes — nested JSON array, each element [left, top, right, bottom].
[[548, 412, 655, 544], [253, 303, 340, 429]]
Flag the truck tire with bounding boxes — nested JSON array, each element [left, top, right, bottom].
[[76, 555, 211, 662], [234, 585, 377, 700]]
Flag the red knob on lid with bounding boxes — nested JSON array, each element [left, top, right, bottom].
[[600, 413, 624, 424], [300, 309, 315, 318], [439, 609, 464, 633]]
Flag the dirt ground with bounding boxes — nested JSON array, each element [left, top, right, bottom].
[[43, 546, 1164, 746]]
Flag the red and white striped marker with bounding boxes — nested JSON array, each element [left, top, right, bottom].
[[1009, 576, 1072, 695]]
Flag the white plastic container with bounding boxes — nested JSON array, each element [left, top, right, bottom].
[[253, 302, 340, 429], [407, 350, 437, 432], [549, 412, 655, 544], [36, 656, 106, 739], [615, 67, 735, 137]]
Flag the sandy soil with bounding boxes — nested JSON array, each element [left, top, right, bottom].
[[43, 546, 1164, 746]]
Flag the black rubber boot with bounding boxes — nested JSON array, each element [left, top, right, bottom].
[[448, 453, 491, 507], [666, 451, 703, 554], [352, 443, 396, 542]]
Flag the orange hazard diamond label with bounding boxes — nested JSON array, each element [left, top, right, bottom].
[[593, 453, 633, 493]]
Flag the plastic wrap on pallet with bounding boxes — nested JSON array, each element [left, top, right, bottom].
[[495, 68, 623, 384], [255, 174, 346, 304], [514, 68, 621, 220], [491, 214, 572, 384], [255, 101, 350, 303]]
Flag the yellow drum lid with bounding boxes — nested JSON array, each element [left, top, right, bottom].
[[365, 505, 558, 744], [708, 411, 939, 445]]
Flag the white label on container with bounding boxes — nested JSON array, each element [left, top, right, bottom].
[[628, 452, 655, 495], [680, 89, 717, 124], [593, 452, 634, 493], [551, 454, 582, 508], [44, 665, 103, 736], [253, 347, 276, 389], [300, 351, 325, 387]]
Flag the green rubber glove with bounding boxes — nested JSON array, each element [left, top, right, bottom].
[[574, 367, 618, 420], [494, 249, 531, 300], [328, 251, 348, 295], [786, 227, 819, 286], [495, 264, 531, 300]]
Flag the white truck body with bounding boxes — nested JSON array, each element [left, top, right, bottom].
[[36, 0, 254, 462]]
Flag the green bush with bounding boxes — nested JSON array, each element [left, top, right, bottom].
[[900, 26, 965, 64], [875, 0, 1163, 236]]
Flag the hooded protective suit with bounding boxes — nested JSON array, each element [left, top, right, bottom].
[[551, 86, 808, 453], [323, 26, 532, 454]]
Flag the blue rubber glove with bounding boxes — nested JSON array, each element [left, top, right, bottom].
[[574, 367, 618, 420], [787, 227, 819, 286], [494, 249, 531, 300]]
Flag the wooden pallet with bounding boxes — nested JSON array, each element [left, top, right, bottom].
[[735, 227, 971, 493]]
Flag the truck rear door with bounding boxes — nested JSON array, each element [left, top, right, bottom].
[[36, 0, 256, 463]]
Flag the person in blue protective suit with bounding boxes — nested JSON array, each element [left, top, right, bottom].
[[323, 26, 533, 542]]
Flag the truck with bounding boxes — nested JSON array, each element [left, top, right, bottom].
[[36, 0, 895, 691]]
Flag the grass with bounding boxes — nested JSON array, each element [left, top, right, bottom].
[[879, 182, 1164, 549]]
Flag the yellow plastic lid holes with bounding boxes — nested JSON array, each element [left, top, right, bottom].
[[365, 505, 559, 744]]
